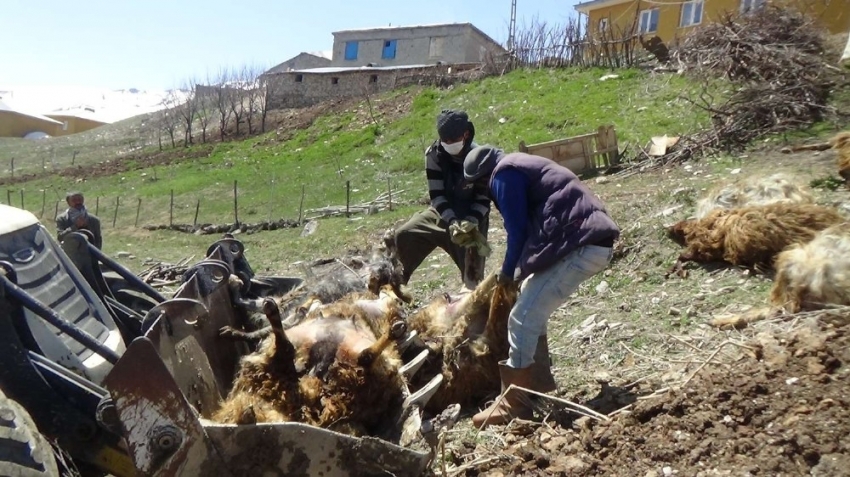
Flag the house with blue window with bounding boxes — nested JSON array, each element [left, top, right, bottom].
[[330, 22, 505, 67], [261, 22, 505, 109]]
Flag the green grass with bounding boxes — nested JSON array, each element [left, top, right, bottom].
[[4, 67, 717, 279], [4, 68, 711, 249]]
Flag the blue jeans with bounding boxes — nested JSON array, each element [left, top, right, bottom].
[[507, 245, 614, 368]]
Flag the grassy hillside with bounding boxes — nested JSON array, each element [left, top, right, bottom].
[[0, 113, 153, 177], [2, 67, 712, 269]]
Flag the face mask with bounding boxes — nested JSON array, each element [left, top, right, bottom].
[[441, 141, 465, 156]]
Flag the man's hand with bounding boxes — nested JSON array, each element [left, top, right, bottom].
[[496, 271, 515, 287], [74, 215, 87, 228], [449, 220, 478, 245]]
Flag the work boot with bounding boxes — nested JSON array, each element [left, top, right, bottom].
[[529, 335, 557, 394], [472, 361, 534, 428]]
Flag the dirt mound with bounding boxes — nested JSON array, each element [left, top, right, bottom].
[[463, 313, 850, 476]]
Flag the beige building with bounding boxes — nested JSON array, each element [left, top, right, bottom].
[[46, 110, 107, 135], [0, 100, 63, 138]]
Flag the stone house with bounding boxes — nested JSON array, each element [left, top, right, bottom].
[[263, 22, 505, 109], [330, 22, 505, 67]]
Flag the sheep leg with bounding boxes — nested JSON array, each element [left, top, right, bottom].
[[357, 321, 406, 368], [219, 325, 273, 342], [263, 299, 297, 373], [665, 256, 690, 279]]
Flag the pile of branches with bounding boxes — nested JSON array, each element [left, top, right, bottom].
[[661, 5, 837, 164], [138, 256, 195, 286], [143, 218, 301, 235]]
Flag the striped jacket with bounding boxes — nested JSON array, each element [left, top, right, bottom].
[[424, 140, 491, 225]]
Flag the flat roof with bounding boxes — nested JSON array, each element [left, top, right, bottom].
[[333, 22, 472, 34], [280, 63, 437, 74], [574, 0, 632, 14], [46, 109, 108, 124], [0, 100, 64, 125]]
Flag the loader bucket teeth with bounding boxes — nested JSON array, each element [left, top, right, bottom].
[[396, 329, 419, 353], [400, 349, 429, 379], [403, 374, 443, 410]]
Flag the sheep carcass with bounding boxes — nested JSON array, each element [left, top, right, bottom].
[[405, 271, 518, 414], [213, 286, 408, 437], [667, 202, 844, 275], [694, 173, 814, 219], [770, 222, 850, 313]]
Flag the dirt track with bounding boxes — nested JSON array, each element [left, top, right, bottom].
[[463, 313, 850, 476]]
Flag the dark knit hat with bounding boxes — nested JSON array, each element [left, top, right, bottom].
[[463, 146, 505, 182], [436, 109, 470, 141]]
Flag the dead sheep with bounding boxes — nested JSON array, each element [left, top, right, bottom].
[[694, 173, 814, 219], [667, 202, 844, 275], [212, 288, 408, 437], [770, 222, 850, 313], [406, 271, 518, 413]]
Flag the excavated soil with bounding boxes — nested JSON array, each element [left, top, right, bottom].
[[462, 313, 850, 477]]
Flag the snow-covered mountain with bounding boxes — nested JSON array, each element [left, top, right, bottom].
[[0, 85, 189, 124]]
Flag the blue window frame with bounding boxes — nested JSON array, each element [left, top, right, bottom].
[[639, 9, 660, 34], [344, 41, 358, 61], [382, 40, 397, 59], [680, 0, 703, 27]]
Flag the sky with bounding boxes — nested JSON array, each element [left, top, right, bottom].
[[0, 0, 582, 91]]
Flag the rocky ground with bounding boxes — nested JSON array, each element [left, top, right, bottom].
[[447, 310, 850, 476]]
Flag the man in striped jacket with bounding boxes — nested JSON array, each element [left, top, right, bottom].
[[394, 109, 492, 291]]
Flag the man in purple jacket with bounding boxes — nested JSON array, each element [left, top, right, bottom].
[[462, 145, 620, 427]]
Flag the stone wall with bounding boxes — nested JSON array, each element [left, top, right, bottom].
[[265, 63, 481, 110]]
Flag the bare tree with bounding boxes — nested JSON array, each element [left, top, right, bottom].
[[227, 66, 247, 136], [257, 74, 275, 133], [178, 79, 198, 146], [243, 64, 263, 135], [195, 73, 216, 143], [160, 91, 182, 148], [215, 67, 233, 141]]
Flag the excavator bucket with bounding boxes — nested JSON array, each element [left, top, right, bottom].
[[102, 241, 434, 477]]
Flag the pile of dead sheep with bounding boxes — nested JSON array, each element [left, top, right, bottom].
[[667, 132, 850, 325]]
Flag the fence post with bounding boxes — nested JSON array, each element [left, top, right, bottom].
[[387, 178, 393, 211], [268, 173, 275, 222], [298, 185, 305, 225], [54, 201, 60, 221], [112, 196, 120, 227], [9, 158, 13, 180], [40, 190, 46, 218], [345, 180, 351, 218], [135, 198, 142, 227], [193, 199, 200, 227], [169, 189, 174, 227], [95, 197, 100, 216], [233, 180, 239, 225], [72, 151, 78, 166], [20, 189, 24, 210], [6, 190, 10, 205]]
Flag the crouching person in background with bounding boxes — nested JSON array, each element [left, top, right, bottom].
[[462, 146, 620, 427]]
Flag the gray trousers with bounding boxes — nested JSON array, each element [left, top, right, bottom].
[[395, 207, 489, 287], [509, 245, 613, 368]]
